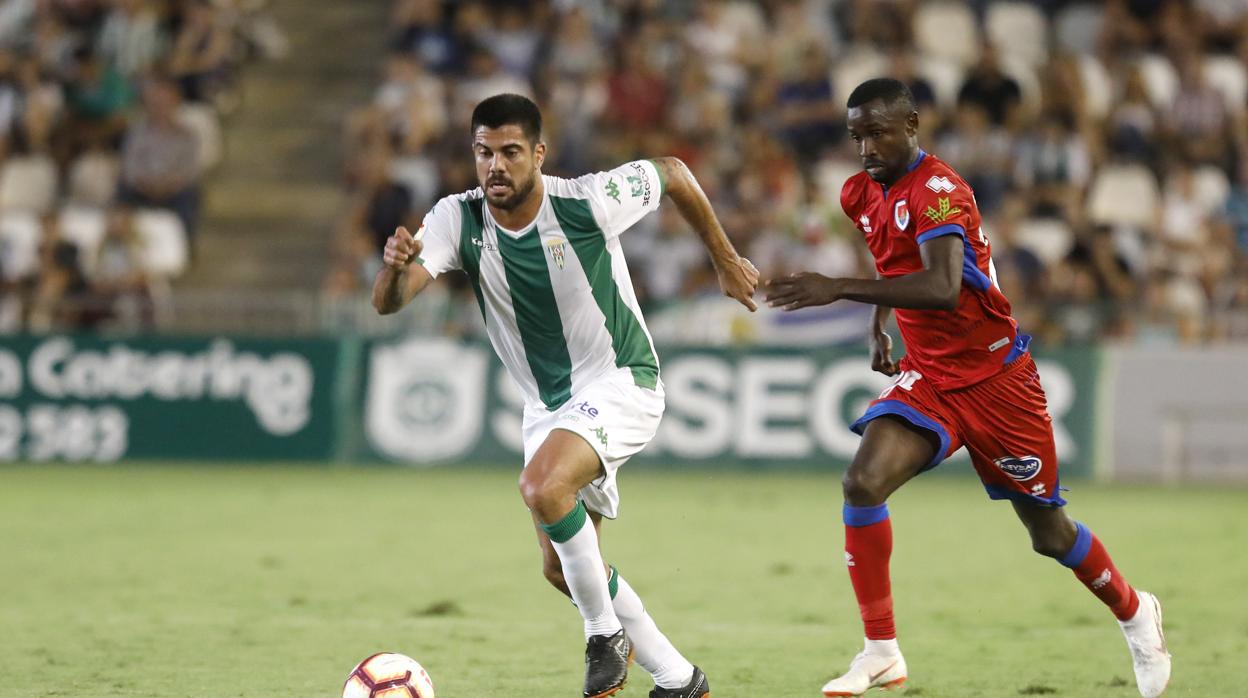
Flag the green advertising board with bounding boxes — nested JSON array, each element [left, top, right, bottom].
[[360, 338, 1102, 477], [0, 336, 342, 461]]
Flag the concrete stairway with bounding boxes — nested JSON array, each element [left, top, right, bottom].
[[176, 0, 388, 292]]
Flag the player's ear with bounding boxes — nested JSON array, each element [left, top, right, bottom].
[[906, 110, 919, 137], [533, 141, 546, 169]]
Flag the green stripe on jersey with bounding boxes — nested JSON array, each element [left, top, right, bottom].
[[495, 226, 574, 410], [550, 196, 658, 389], [458, 199, 487, 320]]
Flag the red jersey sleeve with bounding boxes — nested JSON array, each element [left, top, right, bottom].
[[910, 172, 977, 245], [840, 174, 864, 222]]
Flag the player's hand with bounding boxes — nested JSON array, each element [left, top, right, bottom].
[[383, 226, 423, 270], [870, 330, 899, 376], [717, 256, 760, 312], [764, 272, 841, 311]]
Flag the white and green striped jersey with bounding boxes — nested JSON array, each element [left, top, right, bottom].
[[418, 159, 665, 411]]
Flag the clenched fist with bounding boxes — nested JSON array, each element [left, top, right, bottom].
[[383, 225, 424, 270]]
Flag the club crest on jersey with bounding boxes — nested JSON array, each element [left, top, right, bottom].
[[894, 199, 910, 230], [547, 238, 567, 269], [993, 455, 1043, 481], [925, 175, 956, 193]]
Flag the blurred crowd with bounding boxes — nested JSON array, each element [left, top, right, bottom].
[[329, 0, 1248, 346], [0, 0, 282, 332]]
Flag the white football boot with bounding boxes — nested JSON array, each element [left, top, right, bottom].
[[1118, 591, 1171, 697], [821, 638, 907, 696]]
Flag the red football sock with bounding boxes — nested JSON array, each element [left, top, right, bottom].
[[1061, 522, 1140, 621], [844, 503, 895, 640]]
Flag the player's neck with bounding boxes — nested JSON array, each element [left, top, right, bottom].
[[489, 176, 546, 232], [880, 146, 923, 189]]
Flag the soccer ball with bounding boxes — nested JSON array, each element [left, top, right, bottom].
[[343, 652, 435, 698]]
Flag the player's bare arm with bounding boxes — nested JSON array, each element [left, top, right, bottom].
[[869, 293, 898, 376], [764, 234, 963, 312], [371, 225, 433, 314], [651, 156, 760, 311]]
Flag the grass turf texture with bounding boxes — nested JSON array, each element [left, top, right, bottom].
[[1, 465, 1243, 697]]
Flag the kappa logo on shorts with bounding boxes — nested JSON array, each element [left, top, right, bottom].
[[993, 455, 1043, 481], [591, 426, 608, 447]]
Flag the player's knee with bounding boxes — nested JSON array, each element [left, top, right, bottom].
[[842, 469, 888, 506], [1029, 530, 1075, 559], [517, 469, 550, 511]]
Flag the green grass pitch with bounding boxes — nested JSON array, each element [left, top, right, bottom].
[[1, 464, 1244, 697]]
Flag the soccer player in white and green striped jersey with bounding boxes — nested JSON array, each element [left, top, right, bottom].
[[372, 94, 758, 698]]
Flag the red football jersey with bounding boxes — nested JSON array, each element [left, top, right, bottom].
[[840, 150, 1029, 390]]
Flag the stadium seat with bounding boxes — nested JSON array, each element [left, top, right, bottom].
[[177, 103, 224, 173], [1054, 3, 1104, 54], [919, 54, 967, 109], [1087, 163, 1161, 228], [1186, 165, 1232, 215], [986, 2, 1048, 68], [0, 155, 58, 214], [0, 210, 42, 281], [999, 55, 1043, 119], [67, 152, 120, 207], [134, 209, 189, 277], [1014, 217, 1075, 266], [1203, 55, 1247, 115], [813, 155, 861, 206], [1078, 55, 1113, 120], [914, 2, 979, 66], [56, 205, 109, 276], [1136, 54, 1179, 109], [831, 46, 888, 106]]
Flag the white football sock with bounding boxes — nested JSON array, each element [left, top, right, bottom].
[[546, 503, 622, 638], [611, 569, 695, 689]]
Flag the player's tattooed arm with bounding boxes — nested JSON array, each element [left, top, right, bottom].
[[651, 156, 759, 311], [765, 235, 963, 312], [372, 226, 434, 314]]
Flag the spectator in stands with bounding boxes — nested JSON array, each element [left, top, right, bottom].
[[167, 0, 233, 103], [956, 44, 1022, 127], [118, 76, 201, 242], [25, 232, 97, 332], [775, 43, 841, 165], [1166, 52, 1234, 170], [91, 204, 160, 329], [392, 0, 460, 73], [98, 0, 164, 79], [61, 44, 133, 159], [1106, 67, 1160, 167], [1013, 112, 1092, 221]]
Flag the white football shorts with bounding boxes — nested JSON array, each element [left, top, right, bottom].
[[521, 370, 665, 519]]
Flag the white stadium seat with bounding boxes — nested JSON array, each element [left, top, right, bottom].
[[1000, 54, 1042, 119], [1014, 217, 1075, 266], [1203, 54, 1247, 114], [134, 208, 189, 277], [0, 155, 58, 214], [1187, 165, 1232, 216], [986, 2, 1048, 67], [1078, 55, 1113, 120], [1054, 3, 1104, 54], [1136, 54, 1179, 109], [914, 2, 980, 66], [0, 210, 41, 280], [919, 54, 967, 109], [1087, 163, 1161, 228], [831, 46, 887, 107], [56, 205, 109, 276], [67, 152, 120, 207]]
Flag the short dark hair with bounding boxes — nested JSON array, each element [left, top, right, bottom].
[[470, 93, 542, 145], [846, 78, 916, 113]]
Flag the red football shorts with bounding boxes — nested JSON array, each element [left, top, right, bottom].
[[850, 355, 1065, 506]]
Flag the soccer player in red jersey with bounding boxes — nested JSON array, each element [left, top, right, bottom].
[[764, 78, 1171, 697]]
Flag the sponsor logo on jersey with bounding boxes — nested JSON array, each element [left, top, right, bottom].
[[925, 175, 956, 193], [471, 234, 497, 251], [547, 238, 567, 269], [626, 162, 653, 206], [605, 177, 621, 204], [859, 214, 873, 233], [922, 197, 962, 224], [993, 455, 1043, 481], [894, 199, 910, 230]]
